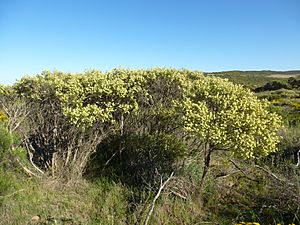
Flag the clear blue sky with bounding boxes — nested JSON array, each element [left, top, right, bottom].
[[0, 0, 299, 84]]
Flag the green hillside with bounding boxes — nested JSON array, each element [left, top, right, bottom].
[[206, 70, 300, 89]]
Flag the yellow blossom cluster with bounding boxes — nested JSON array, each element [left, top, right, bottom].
[[13, 69, 282, 160], [182, 76, 282, 159]]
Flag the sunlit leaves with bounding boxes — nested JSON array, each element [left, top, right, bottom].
[[11, 68, 282, 159], [182, 76, 282, 159]]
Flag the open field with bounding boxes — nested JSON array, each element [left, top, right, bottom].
[[268, 74, 300, 78]]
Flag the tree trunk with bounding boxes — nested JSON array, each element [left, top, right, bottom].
[[199, 149, 212, 192]]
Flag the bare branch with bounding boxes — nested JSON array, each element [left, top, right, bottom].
[[296, 150, 300, 167], [254, 164, 296, 186], [15, 158, 40, 178], [229, 159, 258, 182], [144, 171, 174, 225], [170, 189, 187, 200], [24, 140, 45, 175]]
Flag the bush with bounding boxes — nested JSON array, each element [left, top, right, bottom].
[[0, 124, 13, 163], [254, 81, 290, 92], [288, 77, 300, 88], [1, 69, 282, 190]]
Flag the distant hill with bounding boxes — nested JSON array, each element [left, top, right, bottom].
[[205, 70, 300, 89], [205, 70, 300, 76]]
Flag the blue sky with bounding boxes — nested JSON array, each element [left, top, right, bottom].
[[0, 0, 299, 84]]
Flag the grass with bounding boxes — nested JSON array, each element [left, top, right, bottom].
[[1, 156, 299, 225], [1, 175, 89, 224], [0, 170, 133, 225]]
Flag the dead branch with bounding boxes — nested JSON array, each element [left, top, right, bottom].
[[144, 171, 174, 225], [215, 170, 240, 179], [24, 140, 45, 175], [296, 150, 300, 167], [170, 189, 187, 200], [101, 146, 125, 173], [254, 164, 296, 186], [15, 158, 40, 178], [229, 159, 258, 182]]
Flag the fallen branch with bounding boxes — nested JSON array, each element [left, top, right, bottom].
[[170, 189, 187, 200], [254, 164, 296, 186], [215, 170, 240, 179], [144, 171, 174, 225]]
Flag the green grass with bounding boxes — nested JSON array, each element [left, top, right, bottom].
[[0, 171, 132, 225]]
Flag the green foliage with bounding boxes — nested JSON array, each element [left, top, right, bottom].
[[0, 177, 90, 224], [0, 84, 14, 95], [12, 72, 108, 179], [147, 194, 204, 225], [0, 124, 13, 167], [193, 156, 300, 224], [0, 124, 12, 152], [94, 133, 187, 187], [54, 69, 140, 127], [2, 68, 282, 182], [288, 76, 300, 88], [254, 80, 290, 92], [91, 178, 129, 224], [0, 170, 20, 208]]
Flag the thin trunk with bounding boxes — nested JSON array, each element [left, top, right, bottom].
[[199, 149, 212, 192], [296, 150, 300, 167]]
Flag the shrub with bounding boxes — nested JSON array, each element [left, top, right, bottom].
[[0, 69, 282, 188], [0, 124, 13, 161]]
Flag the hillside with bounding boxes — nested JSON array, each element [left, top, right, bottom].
[[205, 70, 300, 89]]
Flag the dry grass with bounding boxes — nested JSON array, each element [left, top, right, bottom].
[[268, 74, 300, 78]]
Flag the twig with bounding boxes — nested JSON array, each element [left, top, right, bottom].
[[229, 159, 257, 182], [215, 170, 240, 179], [16, 158, 39, 178], [101, 148, 123, 173], [144, 171, 174, 225], [0, 189, 25, 199], [170, 189, 187, 200]]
